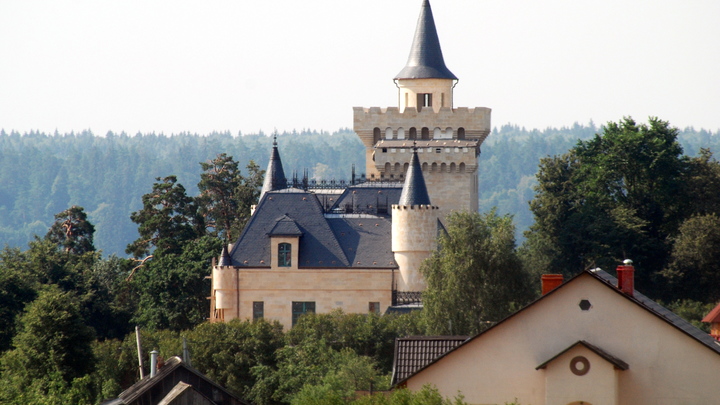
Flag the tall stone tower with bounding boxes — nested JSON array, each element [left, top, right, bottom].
[[353, 0, 491, 217]]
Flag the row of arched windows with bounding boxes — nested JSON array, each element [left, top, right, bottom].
[[373, 127, 466, 143], [383, 162, 467, 173]]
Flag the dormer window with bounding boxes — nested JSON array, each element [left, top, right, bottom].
[[278, 243, 291, 267]]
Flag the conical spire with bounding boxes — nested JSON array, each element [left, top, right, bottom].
[[398, 143, 432, 206], [218, 245, 232, 266], [395, 0, 457, 80], [260, 133, 287, 200]]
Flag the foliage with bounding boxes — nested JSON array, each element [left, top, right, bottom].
[[197, 153, 264, 241], [524, 117, 720, 298], [663, 299, 715, 333], [661, 214, 720, 302], [286, 310, 425, 373], [421, 210, 534, 335], [127, 175, 203, 257], [352, 385, 467, 405], [0, 286, 96, 386], [44, 205, 95, 254], [129, 235, 221, 331]]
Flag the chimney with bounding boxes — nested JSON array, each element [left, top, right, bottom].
[[150, 350, 159, 378], [616, 259, 635, 296], [541, 274, 564, 295]]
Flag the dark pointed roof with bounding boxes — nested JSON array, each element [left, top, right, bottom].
[[218, 245, 231, 266], [395, 0, 457, 80], [260, 136, 287, 200], [268, 215, 303, 236], [398, 146, 432, 206]]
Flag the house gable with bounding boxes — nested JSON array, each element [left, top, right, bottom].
[[402, 270, 720, 404]]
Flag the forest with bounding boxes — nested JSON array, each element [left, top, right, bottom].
[[1, 118, 720, 403]]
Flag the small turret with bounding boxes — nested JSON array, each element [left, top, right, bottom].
[[259, 134, 287, 201], [392, 143, 439, 291]]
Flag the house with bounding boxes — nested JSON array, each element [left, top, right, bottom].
[[102, 356, 249, 405], [208, 0, 492, 327], [394, 262, 720, 405]]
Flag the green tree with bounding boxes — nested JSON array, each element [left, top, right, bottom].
[[421, 210, 533, 336], [0, 247, 37, 351], [127, 176, 202, 257], [130, 235, 221, 331], [197, 154, 264, 242], [0, 286, 96, 400], [661, 214, 720, 302], [524, 117, 701, 294], [45, 205, 95, 254]]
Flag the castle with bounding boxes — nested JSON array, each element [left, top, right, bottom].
[[209, 0, 491, 327]]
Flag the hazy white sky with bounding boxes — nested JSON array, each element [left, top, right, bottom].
[[1, 0, 719, 136]]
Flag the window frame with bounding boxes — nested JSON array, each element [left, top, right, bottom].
[[278, 242, 292, 267]]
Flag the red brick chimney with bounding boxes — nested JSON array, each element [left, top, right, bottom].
[[541, 274, 564, 295], [616, 259, 635, 296]]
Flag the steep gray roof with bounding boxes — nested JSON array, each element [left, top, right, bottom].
[[228, 189, 399, 269], [268, 215, 303, 236], [395, 0, 457, 80], [260, 138, 287, 199], [218, 245, 231, 266], [398, 148, 431, 206]]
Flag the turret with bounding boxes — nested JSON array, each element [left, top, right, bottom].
[[211, 245, 238, 322], [392, 144, 439, 291], [395, 0, 456, 113]]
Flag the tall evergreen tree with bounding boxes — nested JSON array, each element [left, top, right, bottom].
[[45, 205, 95, 254]]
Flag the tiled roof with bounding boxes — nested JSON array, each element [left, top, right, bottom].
[[702, 302, 720, 323], [391, 336, 469, 385], [395, 0, 457, 80], [398, 148, 431, 206]]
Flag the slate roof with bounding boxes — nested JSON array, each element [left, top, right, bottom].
[[260, 138, 287, 200], [391, 336, 469, 385], [398, 148, 431, 206], [268, 215, 303, 236], [392, 268, 720, 386], [330, 184, 403, 215], [228, 187, 400, 269], [536, 340, 629, 371], [395, 0, 457, 80]]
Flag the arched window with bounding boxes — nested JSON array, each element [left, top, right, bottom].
[[457, 127, 466, 140], [278, 243, 291, 267], [421, 127, 430, 140], [397, 127, 405, 139], [385, 127, 393, 139], [373, 128, 381, 144], [409, 127, 417, 140]]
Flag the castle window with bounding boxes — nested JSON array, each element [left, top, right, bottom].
[[417, 93, 432, 111], [369, 302, 380, 314], [278, 243, 291, 267], [292, 301, 315, 326], [253, 301, 264, 320]]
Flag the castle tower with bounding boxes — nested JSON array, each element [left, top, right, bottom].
[[354, 0, 491, 217], [210, 246, 238, 322], [392, 145, 439, 292]]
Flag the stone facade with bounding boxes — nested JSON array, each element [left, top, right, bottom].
[[391, 204, 438, 291]]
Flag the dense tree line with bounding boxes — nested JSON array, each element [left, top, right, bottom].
[[0, 129, 363, 256]]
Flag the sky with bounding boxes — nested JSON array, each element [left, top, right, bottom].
[[1, 0, 719, 136]]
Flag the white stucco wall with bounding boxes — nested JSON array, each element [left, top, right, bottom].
[[406, 273, 720, 405]]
